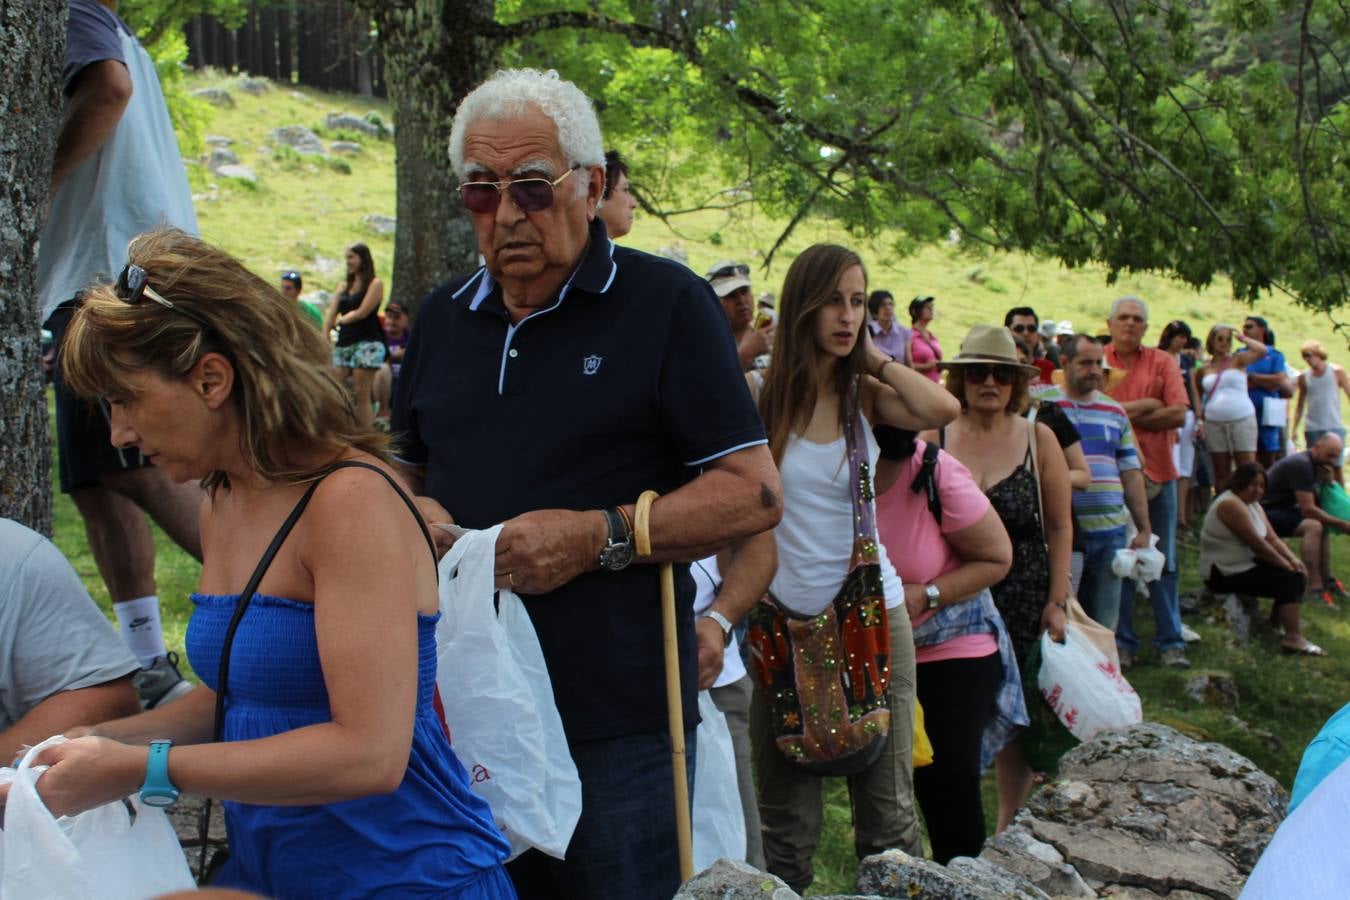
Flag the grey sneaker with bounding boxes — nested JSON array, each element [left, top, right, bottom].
[[1180, 624, 1202, 643], [134, 652, 194, 709], [1118, 648, 1135, 670], [1161, 648, 1192, 669]]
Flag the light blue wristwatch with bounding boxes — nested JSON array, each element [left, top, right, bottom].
[[139, 739, 180, 808]]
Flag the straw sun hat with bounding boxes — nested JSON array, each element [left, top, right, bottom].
[[938, 324, 1040, 375]]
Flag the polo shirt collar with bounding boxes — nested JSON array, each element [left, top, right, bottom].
[[462, 217, 618, 314]]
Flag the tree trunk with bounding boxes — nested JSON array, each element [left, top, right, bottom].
[[0, 0, 62, 535], [358, 0, 500, 308], [259, 6, 277, 80], [277, 3, 292, 82]]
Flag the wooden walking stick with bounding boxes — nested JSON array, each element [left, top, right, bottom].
[[633, 489, 694, 882]]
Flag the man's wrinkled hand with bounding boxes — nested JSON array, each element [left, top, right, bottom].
[[1129, 530, 1153, 550], [494, 509, 606, 595], [695, 617, 725, 690]]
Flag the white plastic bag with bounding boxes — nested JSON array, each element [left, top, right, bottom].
[[691, 691, 745, 870], [1037, 625, 1142, 742], [434, 526, 581, 860], [0, 736, 195, 899], [1132, 533, 1165, 584]]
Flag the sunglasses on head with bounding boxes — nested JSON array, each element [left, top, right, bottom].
[[458, 165, 579, 214], [281, 271, 300, 282], [962, 364, 1017, 386], [710, 263, 750, 280], [115, 264, 212, 330]]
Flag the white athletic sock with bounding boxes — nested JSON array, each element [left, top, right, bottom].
[[115, 595, 167, 668]]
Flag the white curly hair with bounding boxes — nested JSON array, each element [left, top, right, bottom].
[[448, 68, 604, 198]]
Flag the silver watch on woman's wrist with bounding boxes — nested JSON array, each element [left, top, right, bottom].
[[924, 583, 942, 610]]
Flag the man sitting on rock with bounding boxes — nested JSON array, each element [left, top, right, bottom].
[[1260, 433, 1350, 604], [0, 518, 141, 763]]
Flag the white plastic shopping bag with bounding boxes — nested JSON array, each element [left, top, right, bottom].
[[691, 690, 746, 870], [435, 526, 581, 860], [0, 735, 195, 899], [1037, 625, 1143, 742]]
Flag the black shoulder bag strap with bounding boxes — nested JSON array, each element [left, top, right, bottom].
[[197, 460, 436, 881], [910, 441, 943, 525]]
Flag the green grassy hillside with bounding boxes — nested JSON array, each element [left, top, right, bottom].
[[46, 70, 1350, 896]]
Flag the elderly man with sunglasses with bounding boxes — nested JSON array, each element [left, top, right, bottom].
[[36, 0, 204, 708], [707, 260, 774, 371], [391, 69, 781, 900]]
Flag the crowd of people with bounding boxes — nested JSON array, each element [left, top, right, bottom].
[[11, 12, 1346, 898]]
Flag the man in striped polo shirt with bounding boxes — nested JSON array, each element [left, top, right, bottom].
[[1040, 335, 1153, 647]]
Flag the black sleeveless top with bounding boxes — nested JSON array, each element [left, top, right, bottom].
[[335, 285, 383, 346]]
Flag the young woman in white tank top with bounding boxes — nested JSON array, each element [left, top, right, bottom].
[[748, 243, 959, 890], [1193, 323, 1266, 490]]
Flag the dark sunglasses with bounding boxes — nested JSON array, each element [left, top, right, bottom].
[[1009, 323, 1037, 333], [115, 265, 212, 330], [709, 263, 750, 280], [458, 165, 579, 214], [962, 364, 1017, 386]]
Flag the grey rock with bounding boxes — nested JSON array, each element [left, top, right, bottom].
[[855, 849, 1048, 899], [1013, 722, 1286, 898], [235, 76, 269, 95], [330, 141, 363, 155], [192, 87, 234, 108], [674, 858, 798, 899], [948, 857, 1052, 899], [363, 214, 397, 235], [215, 164, 256, 184], [205, 134, 234, 147], [289, 90, 315, 104], [324, 112, 383, 137], [1219, 593, 1259, 645], [979, 826, 1095, 897], [268, 125, 325, 156], [1183, 672, 1240, 710], [207, 147, 239, 170]]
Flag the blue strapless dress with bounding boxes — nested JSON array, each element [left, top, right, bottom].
[[186, 592, 515, 899]]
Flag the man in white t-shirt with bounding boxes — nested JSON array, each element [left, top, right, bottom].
[[0, 519, 141, 763]]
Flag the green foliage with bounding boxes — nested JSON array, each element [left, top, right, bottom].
[[488, 0, 1349, 314]]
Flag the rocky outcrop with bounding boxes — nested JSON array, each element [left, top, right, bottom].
[[324, 111, 386, 138], [215, 164, 256, 184], [192, 87, 234, 108], [1010, 723, 1285, 898], [235, 76, 269, 95], [673, 859, 798, 899], [268, 125, 325, 156], [330, 140, 363, 155], [363, 213, 397, 235], [677, 723, 1284, 900], [856, 850, 1048, 899]]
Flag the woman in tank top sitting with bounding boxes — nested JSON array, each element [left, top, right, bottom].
[[1200, 462, 1324, 656], [14, 229, 514, 898], [749, 243, 959, 892], [1194, 323, 1266, 491], [1294, 340, 1350, 485]]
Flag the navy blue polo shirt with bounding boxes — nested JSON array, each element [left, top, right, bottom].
[[392, 219, 766, 742]]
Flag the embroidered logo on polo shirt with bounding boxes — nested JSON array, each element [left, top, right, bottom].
[[583, 354, 603, 375]]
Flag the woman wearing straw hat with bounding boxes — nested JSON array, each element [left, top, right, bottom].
[[920, 323, 1073, 832]]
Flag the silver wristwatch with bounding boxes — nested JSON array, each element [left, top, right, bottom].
[[702, 610, 734, 646], [924, 583, 942, 610]]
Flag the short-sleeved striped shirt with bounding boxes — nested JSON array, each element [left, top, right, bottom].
[[1040, 386, 1140, 533]]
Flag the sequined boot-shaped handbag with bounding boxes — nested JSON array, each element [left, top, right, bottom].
[[748, 385, 892, 776]]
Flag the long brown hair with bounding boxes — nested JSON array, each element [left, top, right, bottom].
[[60, 228, 389, 491], [344, 242, 376, 297], [758, 244, 868, 464]]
